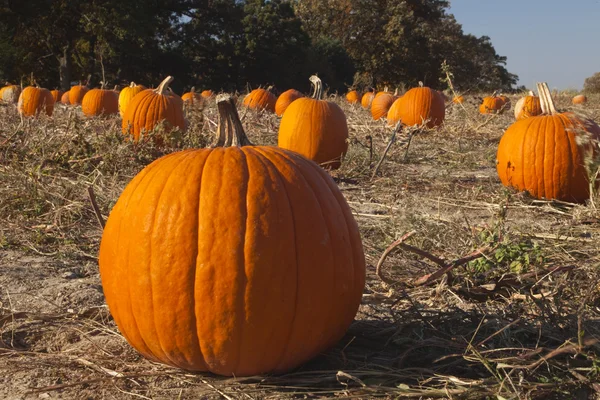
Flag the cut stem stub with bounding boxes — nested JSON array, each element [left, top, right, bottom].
[[214, 94, 253, 147]]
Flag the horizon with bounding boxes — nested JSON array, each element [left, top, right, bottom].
[[448, 0, 600, 91]]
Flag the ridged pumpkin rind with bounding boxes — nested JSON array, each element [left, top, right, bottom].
[[361, 92, 375, 109], [346, 90, 361, 104], [82, 89, 119, 116], [496, 113, 600, 203], [122, 89, 187, 141], [278, 98, 349, 169], [1, 85, 21, 104], [387, 87, 445, 128], [98, 147, 366, 376], [61, 91, 71, 105], [275, 89, 303, 117], [479, 96, 506, 114]]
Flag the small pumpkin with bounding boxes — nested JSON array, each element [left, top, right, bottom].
[[387, 83, 445, 128], [573, 94, 587, 105], [182, 87, 204, 108], [201, 90, 213, 99], [496, 82, 600, 203], [243, 87, 276, 113], [69, 83, 89, 105], [452, 95, 465, 104], [275, 89, 303, 116], [118, 82, 146, 117], [50, 89, 63, 103], [17, 86, 54, 117], [278, 75, 348, 169], [346, 90, 361, 104], [361, 91, 375, 109], [514, 91, 541, 120], [479, 92, 508, 114], [61, 91, 71, 105], [122, 76, 187, 142], [99, 93, 365, 376], [82, 84, 119, 116], [0, 84, 21, 104]]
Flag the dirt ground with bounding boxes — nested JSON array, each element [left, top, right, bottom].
[[1, 93, 599, 399]]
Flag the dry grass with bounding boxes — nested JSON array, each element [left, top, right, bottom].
[[1, 94, 600, 399]]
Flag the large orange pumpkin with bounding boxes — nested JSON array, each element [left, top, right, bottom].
[[346, 90, 361, 104], [387, 84, 445, 128], [82, 86, 119, 116], [278, 76, 349, 169], [0, 84, 21, 104], [17, 86, 53, 117], [361, 91, 375, 109], [122, 76, 187, 142], [497, 82, 600, 203], [275, 89, 303, 116], [99, 93, 365, 376], [69, 84, 89, 105], [370, 93, 396, 120], [243, 87, 276, 113], [573, 94, 587, 105], [514, 91, 541, 120], [118, 82, 146, 117]]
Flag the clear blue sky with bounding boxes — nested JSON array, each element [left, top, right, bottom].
[[448, 1, 600, 91]]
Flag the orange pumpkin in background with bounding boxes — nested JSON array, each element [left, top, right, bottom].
[[182, 87, 203, 108], [0, 84, 21, 104], [50, 89, 63, 103], [99, 93, 365, 376], [18, 86, 53, 117], [370, 93, 396, 120], [118, 82, 146, 117], [346, 90, 361, 104], [479, 93, 508, 114], [514, 91, 542, 120], [497, 82, 600, 203], [452, 95, 465, 104], [573, 94, 587, 105], [387, 84, 445, 128], [82, 86, 119, 116], [61, 91, 71, 105], [361, 91, 375, 109], [69, 84, 89, 105], [278, 75, 348, 169], [122, 76, 187, 142], [243, 87, 276, 113], [275, 89, 303, 116]]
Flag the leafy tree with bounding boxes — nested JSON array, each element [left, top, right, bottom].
[[583, 72, 600, 94]]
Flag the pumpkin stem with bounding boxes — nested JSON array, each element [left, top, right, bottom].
[[113, 85, 118, 91], [537, 82, 557, 115], [214, 94, 253, 147], [393, 88, 399, 96], [383, 86, 388, 93], [129, 82, 136, 88], [418, 81, 423, 87], [190, 86, 195, 94], [156, 76, 174, 95], [309, 75, 323, 100], [528, 90, 534, 96]]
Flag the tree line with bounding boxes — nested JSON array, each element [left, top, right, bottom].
[[0, 0, 518, 95]]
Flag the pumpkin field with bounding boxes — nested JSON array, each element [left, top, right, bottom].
[[0, 80, 599, 399]]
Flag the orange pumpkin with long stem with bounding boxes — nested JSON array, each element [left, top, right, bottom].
[[278, 75, 349, 169], [496, 82, 600, 203], [275, 89, 303, 116], [122, 76, 187, 142], [118, 82, 146, 117], [99, 93, 365, 376], [387, 83, 445, 128]]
